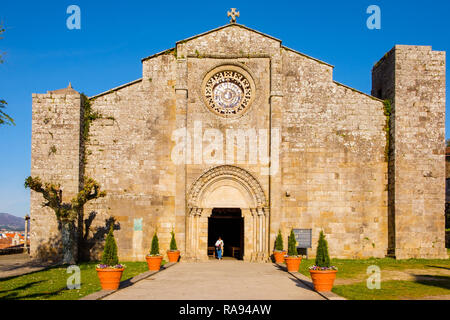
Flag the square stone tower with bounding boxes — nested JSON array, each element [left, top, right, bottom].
[[30, 85, 84, 260], [372, 45, 447, 259]]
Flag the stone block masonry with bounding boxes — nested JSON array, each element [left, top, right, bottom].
[[29, 23, 447, 262], [30, 86, 84, 260], [372, 45, 447, 259]]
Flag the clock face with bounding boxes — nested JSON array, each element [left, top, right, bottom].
[[204, 70, 252, 117], [213, 81, 243, 109]]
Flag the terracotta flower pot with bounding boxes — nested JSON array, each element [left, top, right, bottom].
[[146, 255, 163, 271], [309, 269, 338, 292], [273, 250, 286, 263], [284, 256, 302, 272], [167, 250, 180, 263], [96, 268, 124, 291]]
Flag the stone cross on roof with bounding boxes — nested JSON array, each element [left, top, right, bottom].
[[228, 8, 240, 24]]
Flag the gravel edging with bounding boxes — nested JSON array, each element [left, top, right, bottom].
[[275, 263, 346, 300], [80, 262, 178, 300]]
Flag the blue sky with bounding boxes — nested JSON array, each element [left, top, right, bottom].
[[0, 0, 449, 218]]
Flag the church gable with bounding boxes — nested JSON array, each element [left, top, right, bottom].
[[176, 24, 281, 58]]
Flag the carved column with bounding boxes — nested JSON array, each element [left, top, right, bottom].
[[257, 207, 265, 262], [186, 208, 193, 260], [186, 207, 196, 261], [187, 207, 204, 261], [249, 207, 269, 262], [263, 207, 270, 261], [250, 208, 257, 261]]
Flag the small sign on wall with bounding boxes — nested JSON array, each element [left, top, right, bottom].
[[134, 218, 143, 231], [133, 218, 144, 260], [293, 229, 312, 249]]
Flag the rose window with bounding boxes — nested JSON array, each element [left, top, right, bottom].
[[204, 70, 252, 117]]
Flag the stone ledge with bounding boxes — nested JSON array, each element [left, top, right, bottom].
[[275, 263, 346, 300], [80, 262, 177, 300]]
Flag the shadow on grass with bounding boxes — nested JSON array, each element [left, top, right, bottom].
[[426, 265, 450, 271], [1, 287, 68, 300], [413, 274, 450, 291], [0, 280, 46, 294]]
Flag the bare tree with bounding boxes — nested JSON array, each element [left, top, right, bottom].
[[25, 176, 106, 264]]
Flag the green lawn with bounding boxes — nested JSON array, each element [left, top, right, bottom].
[[297, 257, 450, 300], [0, 261, 163, 300], [333, 279, 450, 300], [298, 257, 450, 279]]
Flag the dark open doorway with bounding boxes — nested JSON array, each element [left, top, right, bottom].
[[208, 208, 244, 260]]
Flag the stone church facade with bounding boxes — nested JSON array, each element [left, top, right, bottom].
[[30, 21, 447, 262]]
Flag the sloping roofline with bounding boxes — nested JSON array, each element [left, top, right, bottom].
[[141, 23, 334, 68], [127, 24, 381, 102], [90, 78, 142, 100], [175, 23, 282, 45], [281, 46, 334, 68]]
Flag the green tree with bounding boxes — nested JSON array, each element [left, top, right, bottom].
[[25, 176, 106, 264], [287, 229, 298, 256], [0, 24, 14, 126], [101, 225, 119, 267], [315, 230, 331, 268], [150, 232, 160, 256], [169, 230, 178, 251], [275, 230, 284, 251]]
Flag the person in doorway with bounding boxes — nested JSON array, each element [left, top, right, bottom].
[[215, 237, 224, 260]]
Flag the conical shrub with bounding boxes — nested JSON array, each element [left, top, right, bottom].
[[315, 230, 331, 267], [287, 229, 298, 256], [101, 225, 119, 266], [169, 230, 178, 251], [150, 232, 160, 256], [275, 230, 283, 251]]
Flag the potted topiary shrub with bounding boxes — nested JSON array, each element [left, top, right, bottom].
[[96, 226, 125, 290], [146, 232, 163, 271], [309, 230, 338, 292], [167, 230, 180, 263], [273, 230, 286, 263], [284, 229, 302, 272]]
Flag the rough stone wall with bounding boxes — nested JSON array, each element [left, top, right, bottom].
[[372, 49, 396, 256], [372, 45, 447, 259], [280, 49, 388, 258], [84, 52, 177, 261], [30, 25, 446, 261], [177, 25, 278, 260], [30, 91, 83, 260]]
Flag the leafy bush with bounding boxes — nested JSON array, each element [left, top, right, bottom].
[[315, 230, 331, 268], [150, 232, 160, 256], [101, 226, 119, 267], [275, 230, 284, 251], [287, 229, 298, 256], [169, 230, 178, 251]]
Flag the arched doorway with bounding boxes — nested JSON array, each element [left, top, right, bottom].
[[208, 208, 244, 259], [186, 165, 269, 262]]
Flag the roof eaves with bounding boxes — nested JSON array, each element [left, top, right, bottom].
[[141, 48, 176, 62], [333, 81, 383, 102], [89, 78, 143, 100], [282, 46, 334, 68]]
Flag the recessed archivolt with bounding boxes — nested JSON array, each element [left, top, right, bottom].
[[187, 165, 267, 209]]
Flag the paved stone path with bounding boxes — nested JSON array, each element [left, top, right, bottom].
[[0, 253, 51, 279], [104, 260, 324, 300]]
